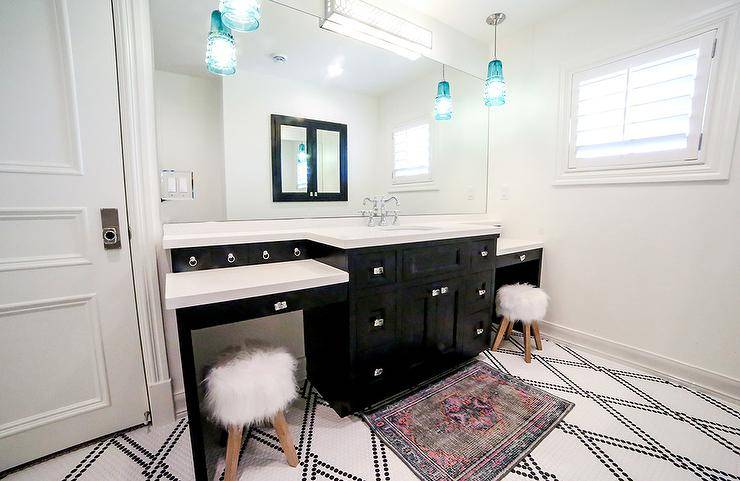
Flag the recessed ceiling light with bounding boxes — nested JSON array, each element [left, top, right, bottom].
[[271, 53, 287, 63], [327, 61, 344, 78]]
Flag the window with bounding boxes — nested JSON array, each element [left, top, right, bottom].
[[571, 30, 715, 168], [554, 15, 739, 185], [392, 121, 431, 184]]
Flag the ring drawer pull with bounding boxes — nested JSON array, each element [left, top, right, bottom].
[[373, 368, 384, 377], [188, 256, 197, 267], [478, 289, 486, 297], [294, 247, 301, 257], [480, 250, 489, 257], [440, 286, 449, 294], [262, 250, 270, 260], [372, 266, 384, 275], [431, 288, 440, 297], [373, 318, 385, 328], [274, 301, 287, 311], [519, 254, 527, 262], [227, 253, 236, 264], [476, 328, 485, 336]]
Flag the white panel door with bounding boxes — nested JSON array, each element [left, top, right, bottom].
[[0, 0, 148, 470]]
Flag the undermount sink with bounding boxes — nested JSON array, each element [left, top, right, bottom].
[[379, 225, 439, 232]]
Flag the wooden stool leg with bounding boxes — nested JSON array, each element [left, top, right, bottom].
[[505, 321, 514, 339], [532, 321, 543, 350], [491, 317, 510, 351], [523, 324, 532, 363], [224, 425, 243, 481], [273, 410, 299, 467]]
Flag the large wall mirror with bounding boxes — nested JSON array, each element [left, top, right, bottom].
[[271, 115, 348, 201], [150, 1, 489, 222]]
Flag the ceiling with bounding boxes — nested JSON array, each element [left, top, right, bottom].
[[150, 0, 582, 89], [392, 0, 583, 44], [150, 0, 441, 94]]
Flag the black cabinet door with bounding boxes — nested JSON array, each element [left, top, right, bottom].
[[398, 283, 436, 370], [398, 278, 462, 369], [428, 278, 462, 357]]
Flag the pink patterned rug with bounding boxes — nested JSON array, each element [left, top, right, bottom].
[[362, 361, 573, 481]]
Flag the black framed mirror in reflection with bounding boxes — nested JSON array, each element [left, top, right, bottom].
[[271, 115, 348, 202], [150, 0, 489, 223]]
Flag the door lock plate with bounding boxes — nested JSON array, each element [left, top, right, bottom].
[[100, 208, 122, 250]]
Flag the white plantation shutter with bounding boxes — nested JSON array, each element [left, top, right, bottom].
[[569, 29, 716, 168], [392, 122, 431, 183]]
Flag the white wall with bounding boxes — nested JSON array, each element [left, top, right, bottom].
[[154, 71, 226, 222], [489, 0, 740, 396], [222, 69, 383, 219], [378, 67, 488, 214]]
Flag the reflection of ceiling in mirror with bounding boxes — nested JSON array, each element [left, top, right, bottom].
[[150, 0, 448, 96]]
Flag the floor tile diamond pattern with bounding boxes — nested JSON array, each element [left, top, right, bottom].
[[4, 335, 739, 480]]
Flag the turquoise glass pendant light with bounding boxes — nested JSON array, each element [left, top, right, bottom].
[[297, 143, 308, 162], [206, 10, 236, 76], [484, 13, 507, 107], [484, 59, 506, 106], [219, 0, 262, 32], [434, 65, 453, 121]]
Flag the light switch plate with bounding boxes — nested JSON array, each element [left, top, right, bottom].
[[160, 170, 194, 200]]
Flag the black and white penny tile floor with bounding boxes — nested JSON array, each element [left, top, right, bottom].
[[4, 334, 739, 481]]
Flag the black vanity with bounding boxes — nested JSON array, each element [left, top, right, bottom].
[[166, 228, 499, 480]]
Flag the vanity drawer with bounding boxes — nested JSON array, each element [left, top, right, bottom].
[[470, 238, 496, 273], [459, 310, 491, 357], [401, 241, 469, 281], [248, 241, 308, 264], [355, 294, 397, 352], [496, 248, 542, 268], [171, 247, 214, 272], [355, 348, 394, 382], [350, 249, 397, 289], [464, 271, 494, 314]]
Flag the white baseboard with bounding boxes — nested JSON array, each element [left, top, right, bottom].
[[173, 390, 187, 419], [173, 357, 309, 419], [148, 379, 176, 426], [539, 321, 740, 405]]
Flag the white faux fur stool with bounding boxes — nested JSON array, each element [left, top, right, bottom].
[[204, 342, 299, 481], [492, 284, 549, 363]]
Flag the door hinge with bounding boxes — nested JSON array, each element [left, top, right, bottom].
[[144, 411, 152, 424], [711, 38, 717, 59], [698, 132, 704, 151], [128, 226, 133, 240]]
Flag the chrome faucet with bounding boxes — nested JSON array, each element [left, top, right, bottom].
[[379, 196, 399, 226], [360, 195, 400, 227]]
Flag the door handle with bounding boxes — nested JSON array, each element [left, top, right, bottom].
[[100, 208, 122, 250]]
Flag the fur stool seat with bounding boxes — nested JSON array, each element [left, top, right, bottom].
[[204, 342, 299, 480], [492, 284, 549, 363]]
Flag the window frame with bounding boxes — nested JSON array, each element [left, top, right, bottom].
[[391, 118, 433, 186], [555, 6, 739, 185]]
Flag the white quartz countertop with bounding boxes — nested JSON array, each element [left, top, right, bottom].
[[165, 259, 349, 309], [162, 221, 503, 250], [496, 238, 544, 256]]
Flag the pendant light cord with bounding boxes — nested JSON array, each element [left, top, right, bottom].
[[494, 20, 498, 59], [442, 64, 446, 81]]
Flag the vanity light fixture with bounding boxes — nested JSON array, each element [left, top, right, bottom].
[[320, 0, 432, 61], [218, 0, 261, 32], [434, 64, 453, 121], [206, 10, 237, 76], [484, 12, 507, 107]]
